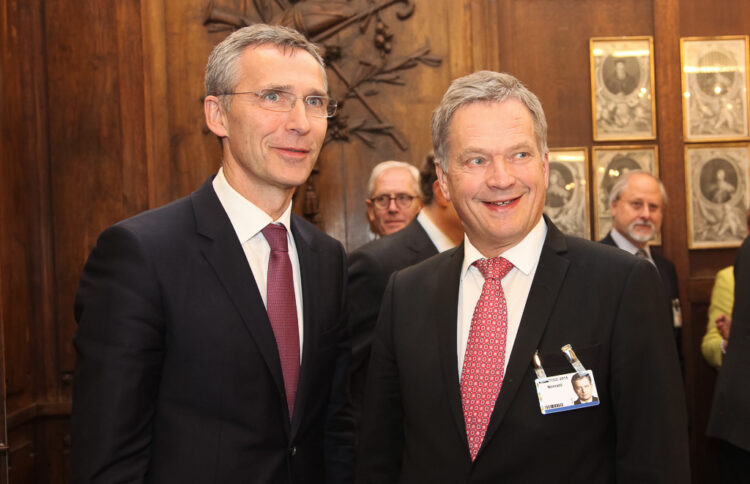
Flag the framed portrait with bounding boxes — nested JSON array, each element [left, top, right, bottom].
[[590, 36, 656, 141], [592, 145, 659, 241], [544, 148, 591, 239], [685, 143, 749, 249], [680, 36, 750, 142]]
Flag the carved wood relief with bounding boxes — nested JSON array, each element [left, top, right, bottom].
[[204, 0, 442, 224]]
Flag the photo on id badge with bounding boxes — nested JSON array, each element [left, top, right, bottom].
[[535, 370, 600, 415]]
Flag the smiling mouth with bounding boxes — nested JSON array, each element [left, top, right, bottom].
[[487, 196, 521, 207]]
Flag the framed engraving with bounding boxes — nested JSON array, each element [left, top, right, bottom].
[[592, 145, 659, 241], [681, 36, 750, 142], [590, 37, 656, 141], [685, 144, 749, 249], [544, 148, 591, 239]]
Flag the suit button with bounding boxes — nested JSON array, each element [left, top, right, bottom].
[[289, 446, 297, 456]]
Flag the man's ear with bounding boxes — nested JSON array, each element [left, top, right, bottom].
[[365, 198, 376, 222], [204, 95, 229, 138], [432, 180, 450, 208], [435, 162, 451, 202]]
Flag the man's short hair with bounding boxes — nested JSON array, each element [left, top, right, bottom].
[[608, 170, 668, 207], [419, 152, 438, 205], [205, 24, 326, 111], [367, 161, 421, 198], [431, 71, 548, 171], [571, 372, 591, 389]]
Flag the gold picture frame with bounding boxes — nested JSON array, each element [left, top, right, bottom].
[[590, 36, 657, 141], [680, 36, 750, 142], [544, 147, 591, 239], [685, 143, 749, 249], [592, 145, 659, 241]]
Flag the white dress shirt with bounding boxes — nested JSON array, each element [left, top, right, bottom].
[[457, 217, 547, 377], [212, 168, 304, 358], [417, 210, 458, 253]]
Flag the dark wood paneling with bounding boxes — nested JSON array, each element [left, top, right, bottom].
[[3, 1, 750, 483]]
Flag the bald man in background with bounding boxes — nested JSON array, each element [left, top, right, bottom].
[[347, 154, 462, 432], [365, 160, 422, 237]]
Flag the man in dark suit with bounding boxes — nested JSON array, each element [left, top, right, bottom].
[[707, 235, 750, 483], [600, 171, 682, 356], [355, 71, 689, 482], [347, 154, 463, 428], [72, 25, 352, 483]]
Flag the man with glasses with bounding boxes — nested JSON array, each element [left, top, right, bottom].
[[347, 154, 463, 433], [72, 24, 352, 483], [365, 160, 422, 237]]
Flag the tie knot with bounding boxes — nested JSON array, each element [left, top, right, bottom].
[[635, 249, 648, 259], [262, 223, 289, 252], [473, 257, 513, 280]]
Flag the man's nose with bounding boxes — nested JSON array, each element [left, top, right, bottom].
[[387, 197, 399, 212]]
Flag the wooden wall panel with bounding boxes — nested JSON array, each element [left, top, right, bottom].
[[3, 1, 750, 482]]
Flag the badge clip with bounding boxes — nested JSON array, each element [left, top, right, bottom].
[[533, 350, 547, 379], [561, 344, 587, 377]]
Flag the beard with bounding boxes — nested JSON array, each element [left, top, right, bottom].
[[626, 219, 656, 243]]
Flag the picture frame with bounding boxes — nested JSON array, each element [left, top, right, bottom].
[[685, 143, 749, 249], [680, 36, 750, 142], [592, 145, 659, 241], [590, 36, 656, 141], [544, 147, 591, 239]]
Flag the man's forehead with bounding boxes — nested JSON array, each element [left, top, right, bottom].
[[374, 167, 416, 191]]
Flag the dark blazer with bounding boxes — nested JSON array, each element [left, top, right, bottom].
[[600, 232, 679, 331], [346, 219, 438, 420], [708, 236, 750, 452], [72, 178, 352, 484], [356, 221, 689, 483]]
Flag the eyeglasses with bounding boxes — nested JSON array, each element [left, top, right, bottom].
[[370, 193, 417, 210], [220, 89, 337, 118]]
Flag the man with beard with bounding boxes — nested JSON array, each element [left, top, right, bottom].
[[601, 171, 681, 358]]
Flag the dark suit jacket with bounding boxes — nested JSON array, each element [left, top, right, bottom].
[[356, 221, 689, 483], [600, 232, 680, 332], [72, 178, 352, 483], [346, 219, 438, 421], [708, 236, 750, 452]]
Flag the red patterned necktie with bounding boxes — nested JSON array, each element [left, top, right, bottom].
[[262, 223, 300, 419], [461, 256, 514, 460]]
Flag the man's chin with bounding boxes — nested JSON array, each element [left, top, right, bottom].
[[628, 229, 654, 243]]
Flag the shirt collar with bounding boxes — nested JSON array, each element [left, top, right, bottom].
[[461, 216, 548, 279], [212, 167, 293, 243], [610, 228, 651, 258], [417, 210, 457, 253]]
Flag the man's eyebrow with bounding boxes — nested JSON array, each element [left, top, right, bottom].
[[262, 84, 328, 97]]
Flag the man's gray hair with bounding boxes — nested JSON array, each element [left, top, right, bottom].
[[367, 161, 421, 198], [431, 71, 548, 171], [205, 24, 326, 111], [608, 170, 668, 207]]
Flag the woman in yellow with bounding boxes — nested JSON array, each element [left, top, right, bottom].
[[702, 266, 734, 367]]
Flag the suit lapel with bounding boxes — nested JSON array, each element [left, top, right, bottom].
[[403, 220, 439, 260], [479, 221, 570, 456], [191, 179, 290, 431], [289, 216, 318, 437], [435, 244, 471, 447]]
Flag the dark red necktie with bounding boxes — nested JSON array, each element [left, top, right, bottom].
[[461, 256, 514, 460], [262, 223, 300, 419]]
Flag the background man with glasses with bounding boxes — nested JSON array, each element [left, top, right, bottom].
[[365, 160, 422, 237], [72, 24, 352, 483], [347, 154, 463, 434]]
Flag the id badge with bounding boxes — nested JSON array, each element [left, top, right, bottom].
[[533, 345, 600, 415], [535, 370, 599, 414]]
